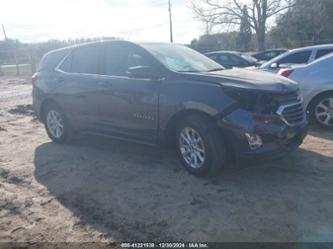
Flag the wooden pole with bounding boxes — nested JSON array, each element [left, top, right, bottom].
[[2, 24, 7, 40], [30, 49, 36, 74], [14, 49, 19, 75], [168, 0, 173, 43]]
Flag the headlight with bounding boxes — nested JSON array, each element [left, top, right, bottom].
[[223, 85, 279, 114]]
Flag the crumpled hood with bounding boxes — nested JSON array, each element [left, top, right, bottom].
[[181, 68, 299, 93]]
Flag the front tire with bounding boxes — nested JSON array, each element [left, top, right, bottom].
[[309, 93, 333, 129], [176, 115, 226, 177], [44, 103, 73, 143]]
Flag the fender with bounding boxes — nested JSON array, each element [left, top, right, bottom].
[[158, 78, 236, 134]]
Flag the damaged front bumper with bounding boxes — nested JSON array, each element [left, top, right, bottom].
[[217, 108, 308, 161]]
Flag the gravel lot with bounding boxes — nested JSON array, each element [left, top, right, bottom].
[[0, 76, 333, 242]]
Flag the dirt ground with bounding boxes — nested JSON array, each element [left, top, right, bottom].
[[0, 76, 333, 243]]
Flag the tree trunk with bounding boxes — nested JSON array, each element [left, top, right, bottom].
[[256, 25, 266, 51]]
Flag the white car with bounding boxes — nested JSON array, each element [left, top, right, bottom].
[[279, 54, 333, 128], [259, 44, 333, 73]]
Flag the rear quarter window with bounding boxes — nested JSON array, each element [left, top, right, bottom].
[[58, 54, 72, 72], [38, 50, 69, 72]]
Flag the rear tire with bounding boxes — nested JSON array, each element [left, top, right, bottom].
[[44, 103, 73, 143], [309, 93, 333, 129], [176, 115, 226, 177]]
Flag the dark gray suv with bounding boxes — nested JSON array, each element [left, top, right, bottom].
[[32, 40, 307, 177]]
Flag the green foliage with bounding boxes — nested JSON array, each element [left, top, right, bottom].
[[270, 0, 333, 48], [190, 32, 256, 53], [0, 37, 120, 65]]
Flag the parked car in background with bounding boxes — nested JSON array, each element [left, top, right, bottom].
[[251, 49, 288, 62], [205, 51, 259, 69], [259, 44, 333, 73], [33, 40, 307, 177], [279, 54, 333, 128]]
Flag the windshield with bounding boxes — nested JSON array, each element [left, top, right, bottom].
[[140, 43, 224, 72], [240, 53, 258, 63]]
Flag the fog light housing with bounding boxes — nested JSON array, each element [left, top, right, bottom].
[[245, 133, 263, 150]]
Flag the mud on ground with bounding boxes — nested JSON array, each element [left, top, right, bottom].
[[0, 76, 333, 242]]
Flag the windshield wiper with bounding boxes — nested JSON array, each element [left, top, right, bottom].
[[178, 70, 200, 73], [206, 68, 224, 72]]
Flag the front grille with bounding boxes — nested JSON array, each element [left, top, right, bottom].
[[277, 101, 305, 126]]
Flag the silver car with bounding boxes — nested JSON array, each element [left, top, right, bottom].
[[259, 44, 333, 73], [279, 54, 333, 128]]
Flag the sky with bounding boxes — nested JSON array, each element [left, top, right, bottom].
[[0, 0, 205, 44]]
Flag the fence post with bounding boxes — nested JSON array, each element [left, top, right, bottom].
[[30, 49, 36, 75], [14, 49, 20, 75]]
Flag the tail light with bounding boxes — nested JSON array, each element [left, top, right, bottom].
[[32, 74, 38, 85], [279, 69, 294, 78]]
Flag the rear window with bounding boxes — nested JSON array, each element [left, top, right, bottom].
[[38, 50, 69, 72], [315, 49, 333, 59], [71, 45, 101, 74]]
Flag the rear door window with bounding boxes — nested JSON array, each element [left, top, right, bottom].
[[104, 44, 150, 77], [278, 51, 311, 65], [315, 49, 333, 59], [71, 45, 101, 74]]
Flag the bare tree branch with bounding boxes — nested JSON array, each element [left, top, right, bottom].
[[190, 0, 291, 50]]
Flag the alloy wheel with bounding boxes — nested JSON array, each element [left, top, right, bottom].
[[46, 110, 64, 138], [315, 98, 333, 127], [179, 127, 206, 169]]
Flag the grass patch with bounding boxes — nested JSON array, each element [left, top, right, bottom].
[[0, 64, 33, 76]]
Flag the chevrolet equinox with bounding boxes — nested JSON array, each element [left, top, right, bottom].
[[32, 40, 308, 177]]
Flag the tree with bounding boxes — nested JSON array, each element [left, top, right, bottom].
[[270, 0, 333, 48], [191, 0, 292, 51], [190, 31, 252, 52], [237, 5, 252, 51]]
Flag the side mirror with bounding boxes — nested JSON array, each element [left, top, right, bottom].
[[270, 62, 279, 68], [127, 66, 160, 79]]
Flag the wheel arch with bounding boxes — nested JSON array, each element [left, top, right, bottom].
[[307, 90, 333, 110], [40, 98, 61, 123], [163, 109, 234, 157], [163, 110, 213, 145]]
